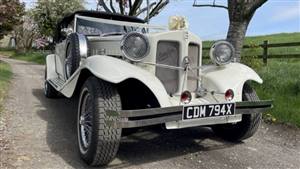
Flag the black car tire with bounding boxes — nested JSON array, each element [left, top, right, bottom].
[[44, 67, 58, 98], [77, 77, 122, 166], [65, 33, 81, 79], [211, 83, 262, 142]]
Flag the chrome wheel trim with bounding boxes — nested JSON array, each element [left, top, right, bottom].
[[78, 88, 93, 154]]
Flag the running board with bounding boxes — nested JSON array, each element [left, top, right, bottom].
[[48, 77, 65, 90]]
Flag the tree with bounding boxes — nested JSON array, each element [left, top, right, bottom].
[[194, 0, 268, 61], [97, 0, 169, 22], [13, 14, 40, 51], [0, 0, 25, 39], [32, 0, 85, 39]]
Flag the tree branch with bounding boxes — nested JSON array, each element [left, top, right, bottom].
[[193, 4, 228, 10], [147, 0, 169, 21], [248, 0, 268, 16], [136, 2, 157, 16], [98, 0, 112, 13], [110, 0, 116, 13], [128, 0, 132, 11], [129, 0, 142, 16], [119, 0, 124, 15]]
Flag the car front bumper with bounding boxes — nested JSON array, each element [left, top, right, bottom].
[[107, 100, 273, 129]]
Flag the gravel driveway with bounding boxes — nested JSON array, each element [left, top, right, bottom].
[[0, 58, 299, 169]]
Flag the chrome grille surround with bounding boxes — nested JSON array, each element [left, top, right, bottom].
[[187, 43, 200, 92], [155, 41, 180, 95]]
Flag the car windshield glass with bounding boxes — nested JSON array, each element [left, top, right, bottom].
[[75, 16, 166, 36], [77, 18, 127, 36]]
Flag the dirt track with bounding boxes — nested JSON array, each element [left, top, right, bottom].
[[0, 58, 299, 169]]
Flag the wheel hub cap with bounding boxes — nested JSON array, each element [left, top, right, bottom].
[[78, 92, 92, 151]]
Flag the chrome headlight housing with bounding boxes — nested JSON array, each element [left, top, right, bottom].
[[121, 32, 150, 61], [209, 41, 235, 65]]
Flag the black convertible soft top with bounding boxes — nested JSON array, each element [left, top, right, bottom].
[[54, 10, 145, 42], [59, 10, 145, 27]]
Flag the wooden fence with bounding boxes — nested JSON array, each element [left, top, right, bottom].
[[203, 41, 300, 65]]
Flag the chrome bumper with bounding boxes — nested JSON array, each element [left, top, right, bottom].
[[108, 100, 273, 129]]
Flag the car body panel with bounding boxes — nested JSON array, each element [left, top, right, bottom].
[[46, 54, 263, 108], [201, 62, 263, 101]]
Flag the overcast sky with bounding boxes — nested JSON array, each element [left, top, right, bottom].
[[22, 0, 300, 40]]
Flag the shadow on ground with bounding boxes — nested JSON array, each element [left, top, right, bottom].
[[32, 88, 238, 169]]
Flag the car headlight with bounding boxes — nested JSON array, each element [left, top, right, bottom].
[[121, 32, 150, 61], [209, 41, 235, 65]]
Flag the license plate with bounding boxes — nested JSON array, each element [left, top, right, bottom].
[[182, 103, 235, 120]]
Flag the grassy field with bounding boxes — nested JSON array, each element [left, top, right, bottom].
[[0, 48, 46, 65], [0, 61, 12, 115], [203, 32, 300, 59], [243, 33, 300, 127], [253, 59, 300, 127]]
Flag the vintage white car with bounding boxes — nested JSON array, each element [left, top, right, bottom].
[[44, 10, 272, 166]]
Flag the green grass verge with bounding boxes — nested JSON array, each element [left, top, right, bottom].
[[253, 59, 300, 127], [10, 51, 46, 65], [0, 48, 46, 65], [0, 61, 12, 116]]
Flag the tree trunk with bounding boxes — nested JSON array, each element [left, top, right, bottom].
[[226, 20, 250, 62]]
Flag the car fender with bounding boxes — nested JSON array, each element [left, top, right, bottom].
[[62, 55, 171, 107], [46, 54, 57, 80], [202, 62, 262, 101]]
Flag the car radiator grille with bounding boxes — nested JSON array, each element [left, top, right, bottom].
[[187, 43, 200, 92], [155, 41, 180, 95]]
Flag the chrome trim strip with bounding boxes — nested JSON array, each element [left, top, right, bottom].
[[118, 100, 273, 118], [76, 15, 167, 30], [140, 62, 185, 70], [77, 33, 88, 58]]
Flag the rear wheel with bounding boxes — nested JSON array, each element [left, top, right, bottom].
[[211, 83, 262, 142], [77, 77, 122, 166]]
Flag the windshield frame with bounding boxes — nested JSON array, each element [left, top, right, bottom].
[[74, 15, 167, 36]]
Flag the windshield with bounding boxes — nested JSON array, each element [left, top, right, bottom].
[[76, 17, 145, 36]]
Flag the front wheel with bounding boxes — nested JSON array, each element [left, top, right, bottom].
[[44, 67, 58, 98], [77, 77, 122, 166], [211, 83, 262, 142]]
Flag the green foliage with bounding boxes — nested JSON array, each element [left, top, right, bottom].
[[240, 42, 263, 70], [253, 59, 300, 127], [0, 0, 25, 39], [32, 0, 85, 38]]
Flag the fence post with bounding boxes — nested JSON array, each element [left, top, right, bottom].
[[263, 40, 269, 65]]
